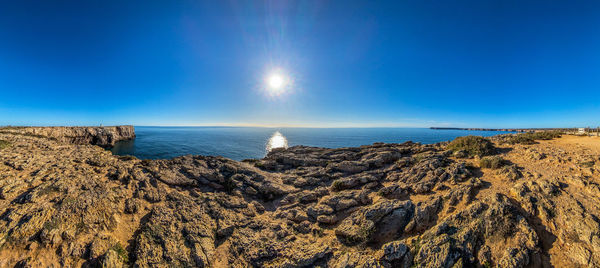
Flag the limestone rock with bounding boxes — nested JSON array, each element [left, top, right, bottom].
[[335, 200, 414, 245]]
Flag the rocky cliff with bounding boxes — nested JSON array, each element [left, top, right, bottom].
[[0, 126, 135, 148], [0, 130, 598, 267]]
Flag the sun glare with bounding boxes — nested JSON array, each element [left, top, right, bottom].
[[262, 68, 294, 96], [266, 131, 288, 152], [267, 73, 286, 90]]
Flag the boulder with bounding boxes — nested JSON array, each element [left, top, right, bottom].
[[335, 200, 414, 245]]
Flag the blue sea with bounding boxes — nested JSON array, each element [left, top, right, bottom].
[[111, 127, 511, 161]]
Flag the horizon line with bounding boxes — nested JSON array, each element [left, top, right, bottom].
[[2, 123, 590, 129]]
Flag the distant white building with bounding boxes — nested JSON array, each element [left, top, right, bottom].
[[578, 128, 586, 134]]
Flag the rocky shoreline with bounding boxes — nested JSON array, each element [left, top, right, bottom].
[[0, 126, 135, 148], [0, 127, 599, 267]]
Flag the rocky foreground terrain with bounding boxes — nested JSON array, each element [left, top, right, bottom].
[[0, 128, 599, 267]]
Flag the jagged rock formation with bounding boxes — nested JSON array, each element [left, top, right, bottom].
[[0, 129, 599, 267], [0, 126, 135, 148]]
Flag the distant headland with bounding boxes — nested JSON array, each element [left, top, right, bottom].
[[430, 127, 578, 132], [0, 125, 135, 148]]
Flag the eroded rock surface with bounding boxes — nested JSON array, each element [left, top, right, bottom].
[[0, 126, 135, 148], [0, 129, 599, 267]]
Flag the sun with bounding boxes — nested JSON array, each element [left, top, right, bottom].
[[267, 73, 286, 90], [263, 69, 293, 96]]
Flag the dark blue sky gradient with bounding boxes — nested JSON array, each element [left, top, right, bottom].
[[1, 0, 599, 127]]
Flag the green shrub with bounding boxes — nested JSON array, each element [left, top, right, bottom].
[[242, 159, 267, 169], [412, 153, 428, 162], [498, 165, 522, 181], [110, 242, 129, 264], [447, 136, 496, 157], [312, 227, 325, 237], [479, 156, 504, 169], [38, 185, 60, 196], [118, 155, 138, 161], [0, 140, 10, 149], [43, 219, 60, 231], [75, 220, 87, 234], [331, 180, 344, 191], [503, 131, 562, 145], [530, 131, 563, 140], [504, 135, 535, 145], [410, 237, 422, 257], [222, 177, 236, 193], [579, 161, 595, 168]]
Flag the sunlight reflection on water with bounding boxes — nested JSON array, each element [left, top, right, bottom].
[[266, 131, 288, 153]]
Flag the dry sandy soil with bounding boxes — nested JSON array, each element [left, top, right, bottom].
[[496, 135, 600, 267]]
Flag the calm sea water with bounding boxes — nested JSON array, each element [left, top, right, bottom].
[[111, 127, 511, 161]]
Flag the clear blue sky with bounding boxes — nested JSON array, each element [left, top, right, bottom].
[[1, 0, 599, 128]]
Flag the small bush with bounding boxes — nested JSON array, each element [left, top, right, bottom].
[[0, 140, 10, 149], [410, 237, 422, 256], [118, 155, 138, 161], [447, 136, 496, 157], [579, 161, 595, 168], [222, 177, 236, 193], [498, 165, 522, 181], [504, 135, 536, 145], [479, 156, 504, 169], [530, 131, 563, 140], [43, 219, 60, 231], [331, 180, 344, 191], [38, 185, 60, 196], [111, 242, 129, 264], [312, 227, 325, 237], [75, 220, 87, 234], [242, 159, 267, 169], [503, 131, 562, 145], [412, 153, 428, 162]]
